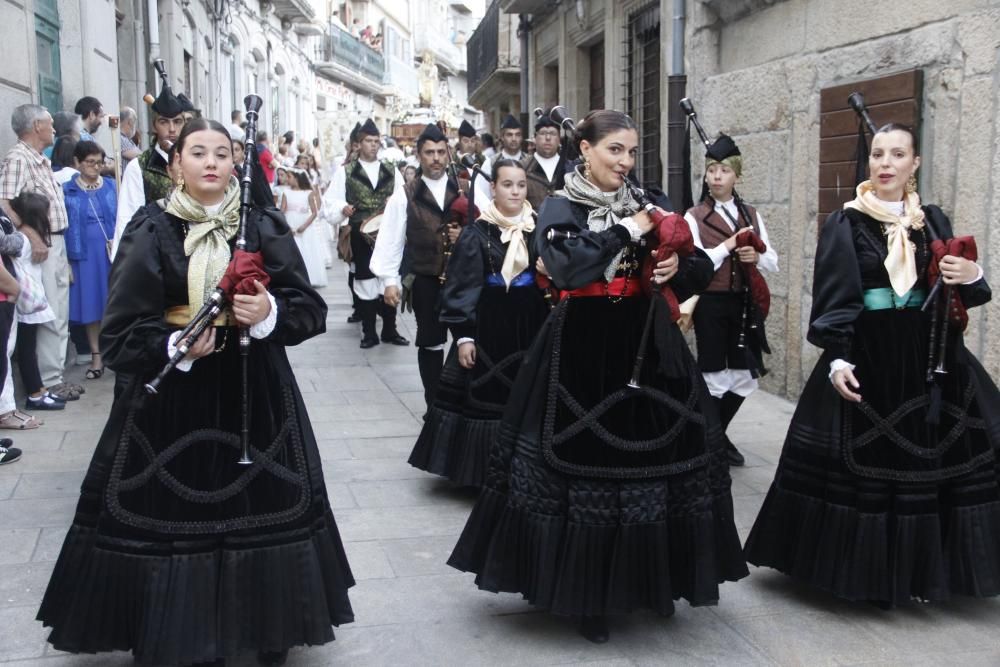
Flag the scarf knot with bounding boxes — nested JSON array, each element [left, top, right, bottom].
[[844, 180, 925, 297], [478, 201, 536, 290], [557, 167, 639, 281], [165, 177, 242, 315]]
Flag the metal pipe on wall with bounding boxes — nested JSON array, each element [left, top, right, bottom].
[[518, 14, 531, 137], [666, 0, 687, 208]]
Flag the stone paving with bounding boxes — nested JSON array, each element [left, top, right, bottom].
[[1, 263, 1000, 666]]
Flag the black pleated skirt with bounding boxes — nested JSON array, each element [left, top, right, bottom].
[[37, 335, 355, 665], [448, 295, 748, 617], [745, 309, 1000, 604], [409, 285, 549, 487]]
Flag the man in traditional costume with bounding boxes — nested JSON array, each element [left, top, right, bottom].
[[325, 119, 409, 348]]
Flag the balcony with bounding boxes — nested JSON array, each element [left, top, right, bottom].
[[466, 0, 520, 108], [314, 25, 386, 95], [498, 0, 549, 12], [270, 0, 315, 23]]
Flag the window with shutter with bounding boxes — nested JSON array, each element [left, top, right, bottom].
[[818, 70, 923, 227], [624, 3, 661, 190]]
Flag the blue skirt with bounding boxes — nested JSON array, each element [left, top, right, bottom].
[[69, 222, 111, 325]]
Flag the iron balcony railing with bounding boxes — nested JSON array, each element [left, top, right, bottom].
[[467, 0, 500, 95]]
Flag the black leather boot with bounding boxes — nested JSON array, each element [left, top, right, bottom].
[[578, 616, 610, 644]]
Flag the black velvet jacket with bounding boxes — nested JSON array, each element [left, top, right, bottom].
[[439, 218, 539, 341], [533, 194, 714, 302], [809, 205, 991, 360], [101, 204, 327, 375]]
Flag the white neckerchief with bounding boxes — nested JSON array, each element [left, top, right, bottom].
[[876, 197, 905, 216], [534, 152, 560, 182], [422, 174, 448, 210], [358, 158, 381, 188]]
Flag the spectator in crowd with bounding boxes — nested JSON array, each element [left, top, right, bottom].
[[74, 97, 105, 142], [277, 141, 292, 168], [402, 164, 417, 185], [63, 141, 116, 380], [51, 136, 79, 185], [360, 24, 374, 44], [0, 104, 81, 403], [228, 109, 244, 143], [480, 132, 496, 159], [9, 193, 59, 414], [256, 131, 278, 184], [118, 107, 141, 166], [330, 9, 347, 31], [350, 18, 362, 38], [0, 205, 28, 445], [43, 112, 81, 161], [371, 33, 383, 52]]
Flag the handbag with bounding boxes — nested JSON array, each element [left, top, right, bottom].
[[87, 192, 114, 262]]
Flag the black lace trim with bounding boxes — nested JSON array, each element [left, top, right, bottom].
[[106, 385, 311, 534], [540, 300, 710, 480], [841, 378, 993, 482]]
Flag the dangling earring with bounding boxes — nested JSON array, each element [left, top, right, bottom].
[[584, 157, 592, 182], [905, 174, 917, 194], [176, 175, 185, 191]]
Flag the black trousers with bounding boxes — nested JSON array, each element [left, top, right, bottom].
[[14, 321, 43, 394], [0, 302, 13, 396], [411, 275, 447, 408]]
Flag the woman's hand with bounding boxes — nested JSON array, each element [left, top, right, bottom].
[[653, 251, 679, 284], [232, 280, 271, 326], [296, 224, 309, 235], [939, 255, 979, 284], [535, 257, 548, 276], [632, 209, 654, 234], [831, 367, 862, 403], [458, 341, 476, 369], [184, 327, 216, 361]]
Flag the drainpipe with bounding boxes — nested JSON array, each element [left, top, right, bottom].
[[666, 0, 687, 207], [147, 0, 160, 61], [518, 14, 531, 138]]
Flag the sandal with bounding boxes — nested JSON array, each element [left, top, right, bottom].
[[0, 410, 42, 430], [47, 383, 81, 401], [85, 367, 105, 380]]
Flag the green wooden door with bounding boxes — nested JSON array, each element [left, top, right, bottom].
[[35, 0, 63, 111]]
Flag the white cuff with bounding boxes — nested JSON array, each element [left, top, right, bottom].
[[249, 292, 278, 339], [828, 358, 855, 380], [617, 217, 642, 241], [167, 331, 196, 373], [962, 264, 984, 285], [456, 337, 475, 346], [383, 276, 400, 288]]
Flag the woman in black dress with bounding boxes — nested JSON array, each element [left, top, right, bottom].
[[37, 119, 354, 665], [448, 111, 748, 642], [409, 159, 549, 487], [745, 124, 1000, 606]]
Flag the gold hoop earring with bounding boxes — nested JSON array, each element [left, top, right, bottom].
[[905, 174, 917, 194], [584, 158, 592, 182]]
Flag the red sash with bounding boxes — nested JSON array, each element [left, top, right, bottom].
[[560, 276, 641, 300]]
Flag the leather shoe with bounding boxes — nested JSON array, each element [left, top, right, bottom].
[[578, 616, 609, 644], [257, 649, 288, 666], [347, 313, 362, 323], [725, 439, 745, 467], [360, 335, 380, 349], [381, 333, 410, 346]]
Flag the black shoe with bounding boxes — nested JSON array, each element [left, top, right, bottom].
[[257, 650, 288, 666], [725, 439, 745, 467], [25, 393, 66, 411], [347, 313, 362, 323], [381, 333, 410, 346], [578, 616, 609, 644], [360, 335, 380, 349], [0, 444, 21, 465]]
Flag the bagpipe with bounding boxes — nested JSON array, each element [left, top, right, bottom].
[[144, 93, 270, 465], [680, 98, 771, 372], [535, 106, 580, 162], [537, 106, 695, 388], [435, 120, 478, 284], [847, 92, 978, 393]]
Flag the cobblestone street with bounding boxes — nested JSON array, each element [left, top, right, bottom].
[[1, 262, 999, 666]]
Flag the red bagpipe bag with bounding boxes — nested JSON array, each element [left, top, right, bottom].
[[219, 250, 271, 299], [640, 211, 696, 321], [734, 227, 771, 320], [927, 236, 978, 331]]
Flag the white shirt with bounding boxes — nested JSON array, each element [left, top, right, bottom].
[[683, 198, 779, 274], [370, 174, 448, 287], [532, 152, 561, 183], [113, 144, 170, 260]]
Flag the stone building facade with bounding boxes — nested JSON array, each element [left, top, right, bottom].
[[486, 0, 1000, 397]]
